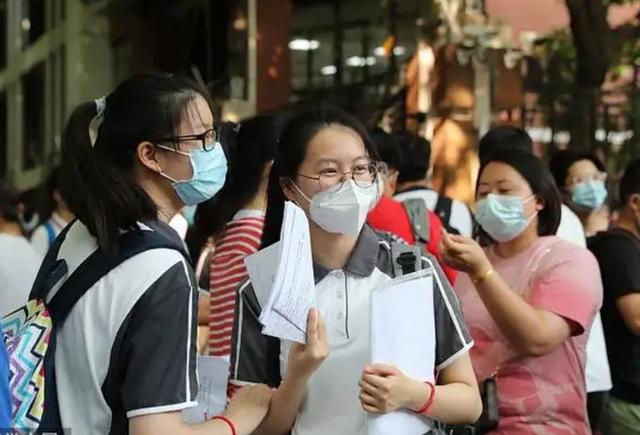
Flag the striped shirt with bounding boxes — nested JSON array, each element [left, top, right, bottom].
[[209, 209, 265, 357]]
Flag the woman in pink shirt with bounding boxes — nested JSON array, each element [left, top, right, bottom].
[[440, 149, 602, 434]]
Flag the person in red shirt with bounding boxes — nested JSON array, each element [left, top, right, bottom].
[[367, 129, 457, 284]]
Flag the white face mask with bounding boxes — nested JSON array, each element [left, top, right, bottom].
[[294, 179, 379, 236]]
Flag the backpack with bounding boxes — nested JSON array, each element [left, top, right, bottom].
[[43, 222, 56, 247], [401, 198, 431, 253], [1, 222, 188, 433]]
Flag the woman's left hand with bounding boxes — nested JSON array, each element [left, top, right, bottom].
[[439, 229, 492, 279], [358, 364, 413, 414]]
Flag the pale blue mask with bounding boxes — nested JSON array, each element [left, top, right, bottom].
[[572, 180, 607, 210], [159, 142, 228, 206], [475, 194, 537, 243]]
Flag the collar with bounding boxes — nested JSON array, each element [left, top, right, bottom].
[[312, 224, 381, 283]]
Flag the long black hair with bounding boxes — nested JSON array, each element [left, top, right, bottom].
[[475, 149, 562, 241], [37, 166, 63, 224], [261, 105, 378, 250], [185, 115, 280, 258], [59, 71, 211, 253]]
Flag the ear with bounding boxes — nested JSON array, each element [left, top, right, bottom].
[[137, 141, 162, 173], [279, 177, 297, 202], [534, 194, 545, 212]]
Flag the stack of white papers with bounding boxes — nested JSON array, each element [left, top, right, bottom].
[[244, 201, 316, 343], [368, 269, 436, 435], [182, 356, 229, 424]]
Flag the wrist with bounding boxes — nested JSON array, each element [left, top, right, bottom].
[[471, 261, 494, 284], [212, 415, 237, 435], [404, 379, 434, 411]]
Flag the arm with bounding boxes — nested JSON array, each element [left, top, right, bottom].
[[473, 271, 573, 356], [130, 413, 243, 435], [131, 385, 273, 435], [405, 353, 481, 424], [252, 310, 329, 435], [359, 255, 481, 423], [617, 294, 640, 335], [197, 291, 210, 354], [473, 247, 599, 356], [252, 375, 310, 435]]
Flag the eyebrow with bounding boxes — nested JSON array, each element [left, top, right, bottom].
[[316, 156, 369, 166]]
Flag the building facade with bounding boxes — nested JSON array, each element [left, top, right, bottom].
[[0, 0, 113, 192]]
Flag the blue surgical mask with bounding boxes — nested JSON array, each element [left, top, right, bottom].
[[475, 194, 536, 243], [159, 142, 228, 206], [182, 205, 197, 226], [572, 180, 607, 210]]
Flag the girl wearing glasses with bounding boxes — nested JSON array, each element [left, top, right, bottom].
[[550, 150, 611, 238], [229, 105, 481, 435], [50, 72, 272, 435]]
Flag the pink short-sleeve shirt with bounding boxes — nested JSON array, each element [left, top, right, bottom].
[[454, 236, 602, 435]]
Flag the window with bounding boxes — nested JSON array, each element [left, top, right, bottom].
[[113, 38, 132, 86], [21, 0, 45, 47], [0, 1, 6, 69], [22, 61, 45, 170]]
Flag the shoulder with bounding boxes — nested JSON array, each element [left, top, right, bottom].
[[60, 222, 194, 288], [538, 236, 599, 274]]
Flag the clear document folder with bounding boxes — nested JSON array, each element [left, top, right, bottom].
[[368, 269, 436, 435]]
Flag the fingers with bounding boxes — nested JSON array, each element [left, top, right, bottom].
[[365, 364, 400, 377], [359, 390, 379, 407], [316, 311, 327, 345], [306, 308, 318, 346], [360, 373, 387, 390], [358, 378, 381, 396]]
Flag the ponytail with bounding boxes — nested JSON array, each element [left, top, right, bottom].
[[59, 101, 157, 254]]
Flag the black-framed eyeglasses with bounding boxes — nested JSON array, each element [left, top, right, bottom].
[[151, 127, 219, 152], [298, 163, 379, 191]]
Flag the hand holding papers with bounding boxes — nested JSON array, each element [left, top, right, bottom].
[[244, 201, 316, 343], [367, 269, 436, 435]]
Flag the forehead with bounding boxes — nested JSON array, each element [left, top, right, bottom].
[[179, 95, 214, 134], [479, 161, 528, 185], [303, 126, 367, 165], [568, 159, 599, 176]]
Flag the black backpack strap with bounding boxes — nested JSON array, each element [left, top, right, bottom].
[[30, 220, 76, 301], [401, 198, 430, 251], [46, 229, 187, 326], [434, 194, 453, 228], [390, 241, 423, 277]]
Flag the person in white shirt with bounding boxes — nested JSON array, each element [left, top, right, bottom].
[[393, 131, 474, 237], [0, 181, 40, 316], [550, 150, 613, 433], [30, 167, 74, 258]]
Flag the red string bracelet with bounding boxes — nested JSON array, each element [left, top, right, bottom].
[[211, 415, 237, 435], [413, 381, 436, 415]]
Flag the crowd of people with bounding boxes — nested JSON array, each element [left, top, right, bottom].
[[0, 71, 638, 435]]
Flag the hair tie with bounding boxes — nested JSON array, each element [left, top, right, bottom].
[[94, 97, 106, 119]]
